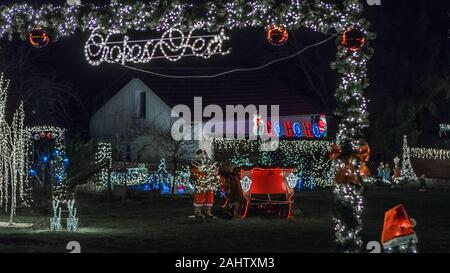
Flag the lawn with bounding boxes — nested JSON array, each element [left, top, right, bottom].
[[0, 185, 449, 253]]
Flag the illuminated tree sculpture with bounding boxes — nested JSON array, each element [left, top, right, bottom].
[[0, 74, 30, 225], [400, 135, 418, 182]]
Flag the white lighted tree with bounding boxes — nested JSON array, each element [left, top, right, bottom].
[[0, 73, 29, 225], [400, 135, 418, 182]]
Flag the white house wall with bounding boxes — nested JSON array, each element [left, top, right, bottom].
[[90, 78, 193, 163]]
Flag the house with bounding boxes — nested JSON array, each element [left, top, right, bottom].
[[89, 70, 333, 165], [89, 78, 179, 163]]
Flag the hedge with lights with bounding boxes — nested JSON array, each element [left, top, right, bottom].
[[214, 139, 335, 188]]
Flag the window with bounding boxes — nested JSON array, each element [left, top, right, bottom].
[[135, 91, 146, 119]]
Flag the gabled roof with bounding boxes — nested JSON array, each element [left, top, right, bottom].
[[97, 68, 329, 117]]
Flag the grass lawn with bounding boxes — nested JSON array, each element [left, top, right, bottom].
[[0, 185, 449, 253]]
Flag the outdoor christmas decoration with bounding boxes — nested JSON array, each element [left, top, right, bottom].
[[50, 199, 62, 231], [266, 25, 289, 46], [28, 27, 50, 48], [240, 176, 252, 193], [85, 23, 230, 66], [190, 150, 218, 218], [214, 139, 335, 188], [333, 184, 364, 251], [342, 28, 366, 52], [0, 0, 373, 252], [239, 168, 296, 219], [329, 141, 370, 252], [108, 161, 194, 195], [329, 144, 359, 185], [26, 126, 68, 204], [286, 173, 298, 189], [94, 142, 112, 191], [190, 152, 218, 192], [381, 204, 418, 253], [50, 199, 78, 232], [66, 199, 79, 231], [400, 135, 418, 182], [410, 147, 450, 160], [0, 74, 30, 226]]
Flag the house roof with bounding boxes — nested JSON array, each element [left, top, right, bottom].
[[99, 68, 330, 117]]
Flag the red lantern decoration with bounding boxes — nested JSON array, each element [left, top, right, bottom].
[[28, 27, 50, 48], [266, 25, 289, 46], [341, 28, 365, 52], [47, 132, 53, 139]]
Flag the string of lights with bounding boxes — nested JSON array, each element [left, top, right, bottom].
[[120, 34, 336, 79], [85, 23, 230, 66], [410, 147, 450, 160], [0, 73, 29, 224], [94, 142, 112, 191], [26, 126, 68, 203]]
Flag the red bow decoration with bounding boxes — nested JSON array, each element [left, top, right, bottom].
[[329, 143, 371, 185]]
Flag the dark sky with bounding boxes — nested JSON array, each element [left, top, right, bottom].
[[0, 0, 449, 142]]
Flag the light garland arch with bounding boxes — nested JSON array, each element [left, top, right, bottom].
[[0, 0, 374, 252]]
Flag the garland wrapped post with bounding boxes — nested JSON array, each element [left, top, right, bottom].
[[329, 141, 370, 252], [328, 1, 372, 252]]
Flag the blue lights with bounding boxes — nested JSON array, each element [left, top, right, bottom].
[[162, 184, 170, 194], [28, 169, 37, 177], [297, 177, 302, 192], [40, 155, 49, 163], [56, 174, 64, 183], [63, 157, 70, 168], [293, 122, 303, 137], [312, 123, 321, 138], [274, 122, 282, 137]]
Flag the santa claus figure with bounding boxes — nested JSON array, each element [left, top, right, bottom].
[[382, 204, 419, 253], [189, 150, 218, 218]]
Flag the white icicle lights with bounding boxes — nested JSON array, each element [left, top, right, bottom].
[[0, 73, 30, 225]]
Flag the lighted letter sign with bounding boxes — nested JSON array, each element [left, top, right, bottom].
[[293, 122, 302, 137], [252, 115, 328, 139], [274, 122, 283, 137]]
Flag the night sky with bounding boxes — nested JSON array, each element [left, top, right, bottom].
[[0, 0, 449, 157]]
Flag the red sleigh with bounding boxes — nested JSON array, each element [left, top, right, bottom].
[[238, 168, 296, 219]]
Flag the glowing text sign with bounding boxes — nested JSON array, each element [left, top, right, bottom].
[[254, 115, 328, 139]]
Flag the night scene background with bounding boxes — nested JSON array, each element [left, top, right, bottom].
[[0, 0, 449, 256]]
